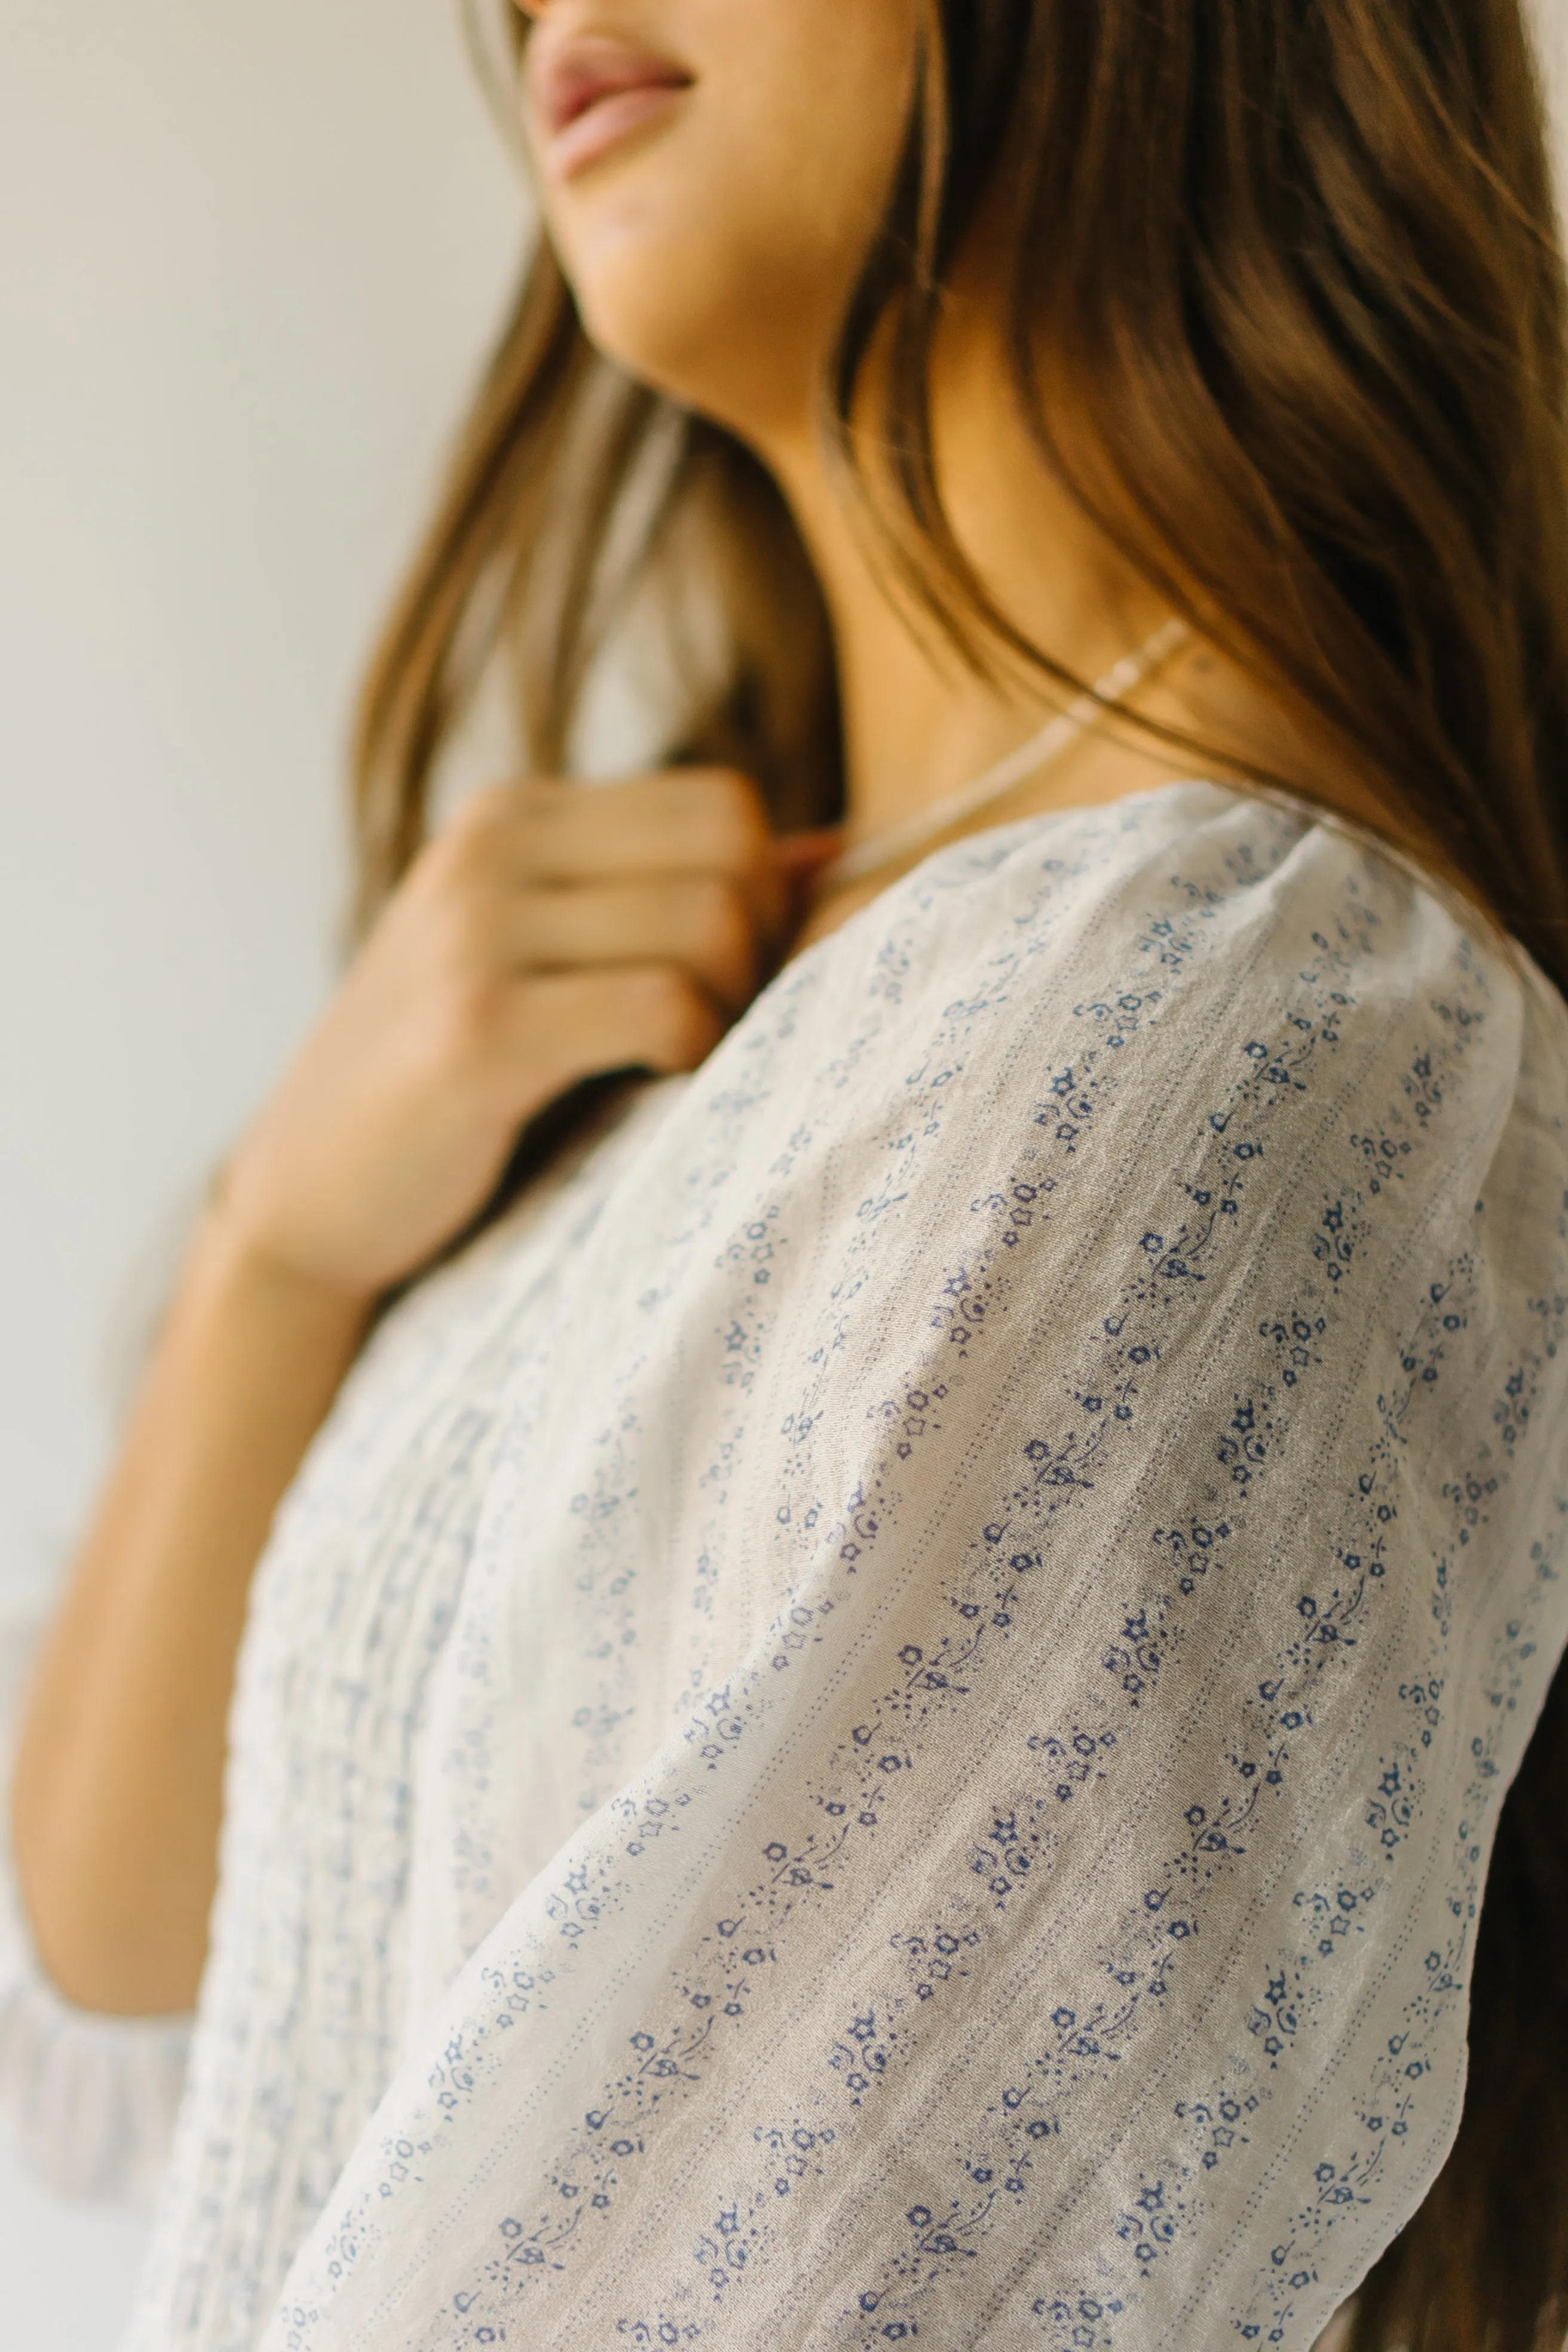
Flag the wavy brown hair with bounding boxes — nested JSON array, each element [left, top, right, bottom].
[[356, 3, 1568, 2341]]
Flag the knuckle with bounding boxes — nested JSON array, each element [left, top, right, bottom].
[[454, 780, 520, 831], [702, 764, 765, 815], [512, 776, 569, 830], [418, 822, 486, 906], [512, 782, 585, 878], [440, 788, 512, 865], [414, 847, 512, 964], [443, 779, 554, 874], [677, 768, 768, 862]]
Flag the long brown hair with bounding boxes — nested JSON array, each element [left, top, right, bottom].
[[356, 5, 1568, 2341]]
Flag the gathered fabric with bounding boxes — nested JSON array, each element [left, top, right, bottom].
[[8, 783, 1568, 2350]]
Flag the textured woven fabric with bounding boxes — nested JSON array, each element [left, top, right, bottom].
[[10, 783, 1568, 2348]]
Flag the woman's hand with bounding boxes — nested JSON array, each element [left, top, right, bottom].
[[11, 764, 821, 2016], [218, 767, 791, 1301]]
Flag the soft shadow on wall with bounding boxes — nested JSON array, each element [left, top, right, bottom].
[[0, 1, 524, 2343]]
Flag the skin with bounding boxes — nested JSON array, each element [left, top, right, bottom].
[[13, 0, 1361, 2017]]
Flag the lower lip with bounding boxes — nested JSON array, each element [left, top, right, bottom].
[[545, 83, 690, 182]]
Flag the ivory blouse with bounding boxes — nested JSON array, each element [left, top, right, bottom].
[[5, 782, 1568, 2351]]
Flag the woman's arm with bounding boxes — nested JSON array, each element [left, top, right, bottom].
[[11, 1225, 372, 2017], [11, 767, 791, 2018]]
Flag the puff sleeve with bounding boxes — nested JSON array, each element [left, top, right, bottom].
[[218, 792, 1568, 2351]]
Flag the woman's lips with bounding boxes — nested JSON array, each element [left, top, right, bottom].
[[529, 34, 693, 183]]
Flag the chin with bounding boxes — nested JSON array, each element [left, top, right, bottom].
[[541, 122, 877, 448], [526, 0, 917, 448], [564, 219, 827, 446]]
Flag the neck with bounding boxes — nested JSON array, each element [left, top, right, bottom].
[[761, 295, 1175, 844], [784, 474, 1166, 841], [752, 281, 1385, 923]]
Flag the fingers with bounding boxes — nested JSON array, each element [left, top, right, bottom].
[[405, 768, 810, 1141], [503, 874, 762, 1016], [211, 770, 774, 1306], [446, 769, 789, 941], [483, 966, 727, 1115], [450, 770, 764, 877]]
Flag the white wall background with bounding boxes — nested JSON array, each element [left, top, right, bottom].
[[0, 1, 525, 2339]]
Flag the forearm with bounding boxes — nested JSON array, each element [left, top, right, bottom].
[[11, 1214, 372, 2017]]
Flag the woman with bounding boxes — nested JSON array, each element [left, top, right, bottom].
[[6, 1, 1568, 2344]]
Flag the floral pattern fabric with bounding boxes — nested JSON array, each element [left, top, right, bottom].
[[13, 783, 1568, 2350]]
